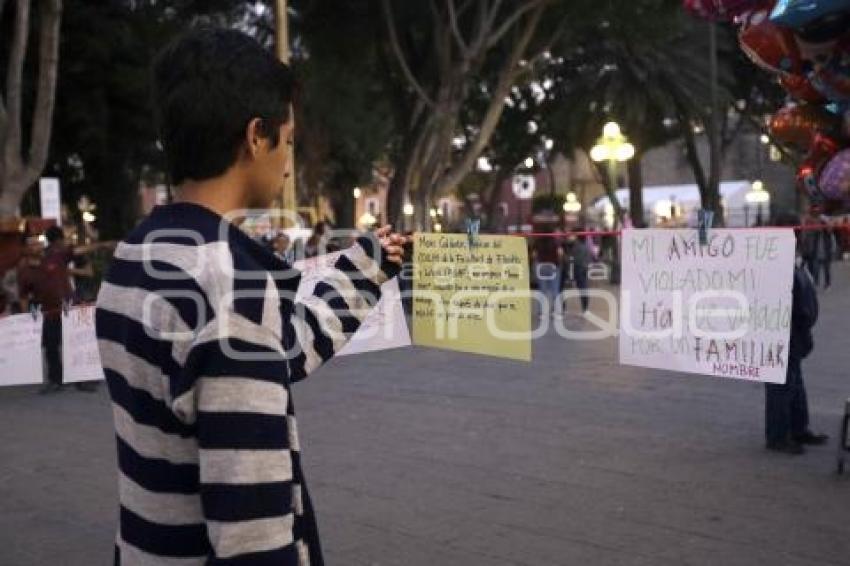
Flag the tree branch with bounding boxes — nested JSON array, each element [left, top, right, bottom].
[[445, 0, 469, 56], [25, 0, 63, 184], [381, 0, 436, 107], [5, 0, 32, 161], [437, 2, 546, 194], [487, 0, 547, 49]]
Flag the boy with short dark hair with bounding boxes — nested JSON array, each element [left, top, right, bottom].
[[96, 28, 406, 564]]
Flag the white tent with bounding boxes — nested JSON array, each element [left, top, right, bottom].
[[592, 180, 761, 227]]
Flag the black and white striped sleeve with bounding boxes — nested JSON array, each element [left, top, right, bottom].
[[285, 236, 400, 382], [186, 313, 301, 564]]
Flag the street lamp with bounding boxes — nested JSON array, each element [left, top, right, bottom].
[[77, 195, 97, 244], [403, 203, 414, 231], [590, 121, 634, 284], [563, 191, 581, 213], [352, 187, 362, 227], [590, 121, 634, 225], [745, 180, 770, 226]]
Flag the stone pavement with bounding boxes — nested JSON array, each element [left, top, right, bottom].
[[1, 265, 849, 566]]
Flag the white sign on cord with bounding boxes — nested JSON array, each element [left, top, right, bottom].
[[294, 252, 411, 356], [62, 305, 105, 383], [0, 312, 44, 386], [39, 177, 62, 226], [619, 228, 795, 384]]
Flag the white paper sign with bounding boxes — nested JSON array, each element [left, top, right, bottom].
[[294, 252, 411, 356], [0, 313, 44, 386], [619, 229, 795, 384], [39, 177, 62, 225], [62, 305, 105, 383]]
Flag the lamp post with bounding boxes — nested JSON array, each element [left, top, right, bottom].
[[590, 122, 634, 284], [77, 195, 96, 244], [746, 180, 769, 226], [563, 191, 581, 217], [403, 203, 414, 232], [590, 122, 635, 227], [274, 0, 296, 228], [353, 187, 361, 227]]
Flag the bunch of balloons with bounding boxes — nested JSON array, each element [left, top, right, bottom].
[[684, 0, 850, 212]]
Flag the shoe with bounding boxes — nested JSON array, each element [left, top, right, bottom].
[[766, 440, 805, 455], [794, 431, 829, 446]]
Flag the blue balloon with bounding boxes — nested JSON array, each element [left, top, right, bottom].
[[770, 0, 850, 28]]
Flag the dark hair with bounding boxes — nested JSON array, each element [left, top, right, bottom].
[[152, 28, 294, 185], [45, 225, 64, 244]]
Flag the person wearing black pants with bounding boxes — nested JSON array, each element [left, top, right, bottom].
[[41, 316, 63, 392], [765, 214, 828, 454]]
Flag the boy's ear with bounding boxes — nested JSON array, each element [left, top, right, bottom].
[[244, 118, 265, 158]]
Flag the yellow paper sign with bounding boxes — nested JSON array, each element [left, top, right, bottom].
[[412, 233, 531, 361]]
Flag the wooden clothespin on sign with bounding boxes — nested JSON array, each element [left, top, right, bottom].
[[465, 217, 481, 249], [697, 209, 714, 246]]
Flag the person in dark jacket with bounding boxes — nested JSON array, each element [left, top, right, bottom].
[[802, 216, 835, 289], [765, 213, 828, 454]]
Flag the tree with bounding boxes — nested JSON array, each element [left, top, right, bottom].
[[380, 0, 576, 228], [0, 0, 62, 218], [42, 0, 261, 238], [294, 0, 397, 228]]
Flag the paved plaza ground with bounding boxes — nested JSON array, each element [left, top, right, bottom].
[[1, 265, 849, 566]]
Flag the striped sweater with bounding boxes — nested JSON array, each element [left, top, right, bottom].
[[96, 202, 397, 565]]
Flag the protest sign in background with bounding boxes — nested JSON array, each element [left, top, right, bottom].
[[62, 306, 105, 383], [413, 234, 531, 362], [619, 229, 796, 384], [0, 313, 44, 386]]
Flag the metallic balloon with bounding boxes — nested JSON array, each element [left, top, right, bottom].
[[740, 15, 804, 74], [796, 134, 841, 198], [810, 53, 850, 102], [818, 148, 850, 199], [780, 74, 828, 102], [769, 104, 842, 145], [770, 0, 850, 29]]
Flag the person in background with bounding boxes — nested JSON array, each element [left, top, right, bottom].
[[305, 220, 328, 258], [271, 231, 293, 263], [532, 230, 564, 318], [0, 290, 10, 318], [564, 231, 592, 315], [802, 215, 835, 289], [764, 213, 829, 455], [840, 217, 850, 257], [19, 227, 99, 393]]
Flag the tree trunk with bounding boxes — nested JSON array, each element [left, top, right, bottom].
[[627, 153, 645, 228], [706, 21, 724, 226], [0, 0, 63, 217]]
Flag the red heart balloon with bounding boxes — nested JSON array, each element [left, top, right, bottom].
[[769, 105, 841, 146], [780, 74, 827, 103], [740, 16, 804, 75]]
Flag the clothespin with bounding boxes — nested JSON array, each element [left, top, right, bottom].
[[465, 217, 481, 249], [697, 209, 714, 246]]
